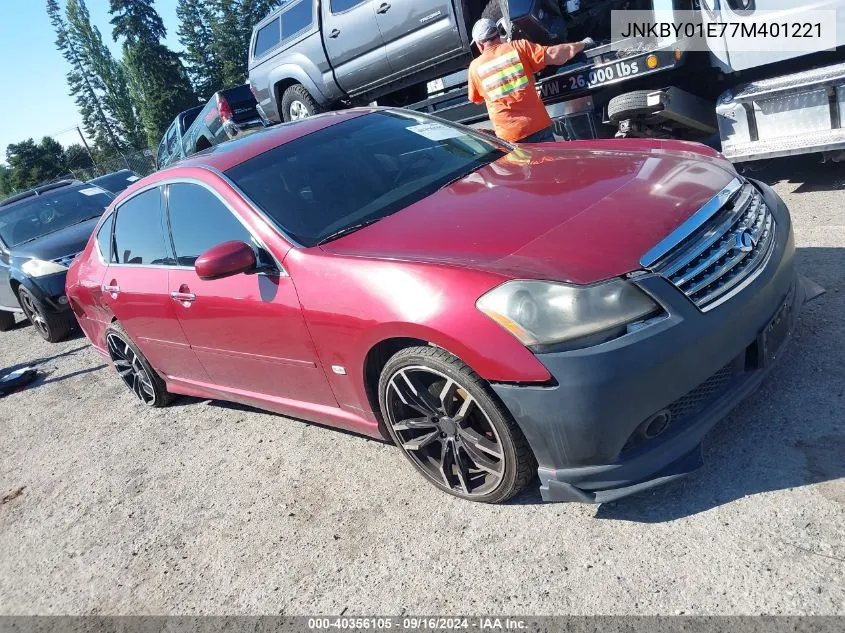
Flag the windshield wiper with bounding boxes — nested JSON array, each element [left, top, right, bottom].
[[318, 218, 382, 245]]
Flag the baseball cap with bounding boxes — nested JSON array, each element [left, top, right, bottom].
[[471, 18, 499, 44]]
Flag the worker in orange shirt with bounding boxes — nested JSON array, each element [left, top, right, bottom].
[[468, 18, 595, 143]]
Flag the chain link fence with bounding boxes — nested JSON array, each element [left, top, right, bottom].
[[61, 143, 157, 182]]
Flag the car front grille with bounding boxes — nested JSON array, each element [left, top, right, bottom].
[[622, 361, 740, 454], [665, 363, 737, 422], [656, 184, 776, 310]]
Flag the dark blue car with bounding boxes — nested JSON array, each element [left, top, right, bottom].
[[0, 180, 114, 342]]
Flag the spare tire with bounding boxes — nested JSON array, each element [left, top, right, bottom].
[[607, 91, 664, 123]]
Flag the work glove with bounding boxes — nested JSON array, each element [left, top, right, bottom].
[[580, 37, 597, 49]]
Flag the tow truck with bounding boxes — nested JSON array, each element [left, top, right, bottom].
[[408, 0, 845, 163]]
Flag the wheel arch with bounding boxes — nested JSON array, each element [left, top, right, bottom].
[[362, 336, 430, 418]]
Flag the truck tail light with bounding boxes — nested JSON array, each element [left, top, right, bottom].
[[217, 94, 234, 123]]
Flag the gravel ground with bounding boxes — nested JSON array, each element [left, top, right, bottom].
[[0, 155, 843, 616]]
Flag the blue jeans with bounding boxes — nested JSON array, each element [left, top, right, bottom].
[[518, 126, 556, 143]]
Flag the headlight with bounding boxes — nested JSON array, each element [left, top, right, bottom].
[[20, 259, 68, 278], [476, 279, 661, 348]]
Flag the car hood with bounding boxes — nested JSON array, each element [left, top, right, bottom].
[[321, 143, 737, 284], [12, 217, 100, 262]]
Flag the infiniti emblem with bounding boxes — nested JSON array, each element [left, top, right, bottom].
[[734, 227, 759, 252]]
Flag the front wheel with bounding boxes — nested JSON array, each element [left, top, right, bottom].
[[280, 84, 324, 122], [17, 287, 74, 343], [378, 346, 536, 503]]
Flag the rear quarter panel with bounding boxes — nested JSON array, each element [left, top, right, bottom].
[[66, 222, 111, 357], [284, 249, 553, 414]]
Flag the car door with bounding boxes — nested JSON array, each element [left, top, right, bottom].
[[103, 186, 209, 382], [375, 0, 463, 74], [163, 181, 337, 407], [322, 0, 392, 93]]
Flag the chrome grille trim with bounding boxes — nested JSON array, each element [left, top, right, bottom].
[[640, 177, 744, 269], [651, 183, 776, 311]]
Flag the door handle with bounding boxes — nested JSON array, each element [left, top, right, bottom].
[[376, 2, 391, 13], [102, 284, 120, 295], [170, 291, 197, 303], [329, 28, 341, 38]]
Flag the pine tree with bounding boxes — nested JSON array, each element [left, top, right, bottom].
[[46, 0, 116, 149], [211, 0, 245, 89], [65, 0, 146, 149], [110, 0, 197, 149], [177, 0, 223, 99]]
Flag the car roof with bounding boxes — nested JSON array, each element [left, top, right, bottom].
[[0, 179, 82, 208], [88, 169, 135, 181], [170, 109, 374, 174]]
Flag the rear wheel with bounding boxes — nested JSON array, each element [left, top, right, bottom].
[[105, 322, 174, 407], [280, 84, 324, 122], [17, 287, 74, 343], [0, 311, 15, 332], [378, 346, 536, 503]]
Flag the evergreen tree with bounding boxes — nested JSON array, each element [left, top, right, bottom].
[[110, 0, 197, 149], [46, 0, 115, 149], [177, 0, 223, 99], [65, 0, 146, 148], [212, 0, 245, 88]]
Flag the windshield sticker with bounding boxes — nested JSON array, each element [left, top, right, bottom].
[[126, 175, 140, 182], [406, 123, 466, 141], [79, 187, 107, 196]]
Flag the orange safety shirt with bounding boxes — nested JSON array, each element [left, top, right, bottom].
[[468, 39, 554, 143]]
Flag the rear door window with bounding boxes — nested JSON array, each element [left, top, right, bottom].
[[254, 17, 281, 57], [112, 188, 173, 266], [331, 0, 367, 13], [281, 1, 313, 41]]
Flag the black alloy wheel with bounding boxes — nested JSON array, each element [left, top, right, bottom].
[[379, 346, 535, 503], [105, 323, 173, 407], [17, 287, 74, 343]]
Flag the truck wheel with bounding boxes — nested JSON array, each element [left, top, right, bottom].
[[480, 0, 504, 22], [480, 0, 512, 40], [280, 85, 324, 122], [608, 91, 663, 123], [0, 310, 15, 332]]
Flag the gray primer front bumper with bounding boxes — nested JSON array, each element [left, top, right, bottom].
[[493, 182, 821, 503]]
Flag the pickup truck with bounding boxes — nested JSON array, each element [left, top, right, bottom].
[[247, 0, 646, 123], [156, 85, 264, 168]]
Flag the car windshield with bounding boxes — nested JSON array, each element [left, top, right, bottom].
[[225, 111, 506, 246], [89, 172, 139, 194], [0, 185, 114, 247]]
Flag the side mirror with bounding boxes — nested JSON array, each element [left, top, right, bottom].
[[195, 240, 257, 281]]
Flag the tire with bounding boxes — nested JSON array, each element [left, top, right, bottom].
[[607, 90, 663, 123], [280, 84, 324, 123], [378, 345, 536, 503], [480, 0, 504, 22], [0, 310, 15, 332], [17, 287, 75, 343], [105, 322, 174, 408]]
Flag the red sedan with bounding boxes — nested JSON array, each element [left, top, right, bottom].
[[66, 109, 818, 503]]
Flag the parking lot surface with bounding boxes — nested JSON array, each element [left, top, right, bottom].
[[0, 155, 843, 615]]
